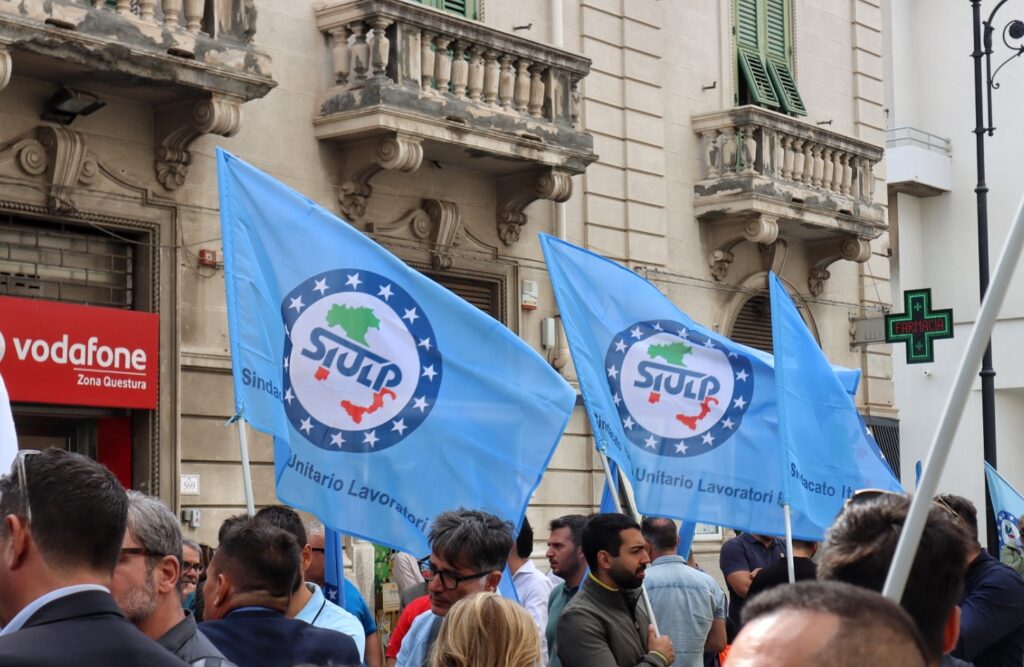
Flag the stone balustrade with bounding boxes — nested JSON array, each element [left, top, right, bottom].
[[87, 0, 208, 35]]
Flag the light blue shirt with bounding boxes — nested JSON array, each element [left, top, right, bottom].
[[644, 555, 726, 667], [296, 582, 366, 659], [395, 610, 441, 667], [0, 584, 109, 635]]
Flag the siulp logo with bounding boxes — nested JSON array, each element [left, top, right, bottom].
[[0, 331, 148, 371]]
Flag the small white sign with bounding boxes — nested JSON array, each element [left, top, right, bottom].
[[180, 474, 200, 496]]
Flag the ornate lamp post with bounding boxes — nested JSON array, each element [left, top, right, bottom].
[[970, 0, 1022, 556]]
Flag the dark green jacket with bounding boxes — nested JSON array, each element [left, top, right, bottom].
[[556, 575, 668, 667]]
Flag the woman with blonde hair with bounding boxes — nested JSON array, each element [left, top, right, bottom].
[[429, 592, 542, 667]]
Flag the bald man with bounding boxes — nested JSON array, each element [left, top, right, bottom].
[[729, 580, 928, 667]]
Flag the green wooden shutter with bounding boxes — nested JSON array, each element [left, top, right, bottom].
[[443, 0, 477, 19], [764, 0, 806, 116], [735, 0, 781, 109]]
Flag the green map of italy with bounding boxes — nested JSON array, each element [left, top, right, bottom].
[[648, 342, 692, 367], [326, 304, 380, 345]]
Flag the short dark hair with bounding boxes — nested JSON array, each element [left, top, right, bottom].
[[549, 514, 587, 548], [429, 509, 514, 573], [582, 513, 641, 571], [0, 449, 126, 573], [255, 505, 308, 547], [935, 493, 979, 543], [640, 516, 678, 552], [217, 513, 249, 545], [215, 518, 301, 599], [818, 493, 969, 662], [742, 580, 929, 666], [515, 516, 533, 559]]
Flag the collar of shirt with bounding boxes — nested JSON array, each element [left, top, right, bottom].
[[0, 583, 109, 636], [588, 571, 618, 592], [158, 610, 198, 654], [512, 558, 540, 579], [650, 555, 687, 567]]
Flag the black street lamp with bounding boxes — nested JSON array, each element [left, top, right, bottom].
[[970, 0, 1022, 556]]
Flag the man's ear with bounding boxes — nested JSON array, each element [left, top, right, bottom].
[[483, 571, 502, 592], [156, 555, 179, 595], [942, 605, 961, 655], [300, 544, 312, 575], [3, 515, 30, 571], [212, 572, 232, 613], [597, 549, 612, 571]]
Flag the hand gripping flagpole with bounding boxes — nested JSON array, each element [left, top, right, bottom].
[[598, 449, 661, 637], [228, 413, 256, 517], [883, 189, 1024, 602]]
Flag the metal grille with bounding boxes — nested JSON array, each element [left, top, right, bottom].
[[865, 416, 901, 482], [0, 215, 134, 308], [731, 294, 774, 353], [426, 272, 503, 323]]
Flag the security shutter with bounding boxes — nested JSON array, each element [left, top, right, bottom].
[[730, 294, 774, 353], [865, 416, 901, 482], [426, 272, 503, 323]]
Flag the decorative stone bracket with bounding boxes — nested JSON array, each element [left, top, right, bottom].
[[0, 125, 101, 214], [807, 236, 872, 297], [496, 167, 572, 245], [369, 198, 463, 270], [707, 214, 780, 282], [337, 134, 423, 224], [155, 95, 242, 191], [0, 43, 11, 93]]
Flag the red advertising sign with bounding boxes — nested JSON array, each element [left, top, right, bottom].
[[0, 296, 159, 409]]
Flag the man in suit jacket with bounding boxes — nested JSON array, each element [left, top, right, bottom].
[[0, 448, 185, 666], [199, 518, 360, 667]]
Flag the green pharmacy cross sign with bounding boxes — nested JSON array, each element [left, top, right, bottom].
[[885, 288, 954, 364]]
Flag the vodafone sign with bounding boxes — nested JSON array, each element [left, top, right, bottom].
[[0, 296, 158, 409]]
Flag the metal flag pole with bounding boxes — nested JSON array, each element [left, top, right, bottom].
[[230, 415, 256, 517], [783, 503, 796, 584], [883, 189, 1024, 601], [597, 449, 661, 636]]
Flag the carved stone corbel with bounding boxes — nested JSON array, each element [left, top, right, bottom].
[[0, 43, 12, 93], [807, 235, 871, 297], [368, 198, 463, 269], [338, 134, 423, 223], [707, 214, 779, 282], [496, 167, 572, 245], [155, 95, 242, 190], [0, 126, 103, 213]]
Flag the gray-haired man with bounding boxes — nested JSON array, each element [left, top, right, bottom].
[[111, 490, 228, 666], [395, 509, 514, 667]]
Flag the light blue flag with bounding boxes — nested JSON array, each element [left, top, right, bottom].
[[218, 150, 575, 555], [677, 521, 698, 559], [600, 460, 621, 514], [985, 463, 1024, 551], [324, 527, 346, 607], [540, 235, 894, 539], [768, 272, 901, 529]]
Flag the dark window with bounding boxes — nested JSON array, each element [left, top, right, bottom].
[[424, 271, 504, 323], [864, 415, 901, 482], [730, 293, 774, 353]]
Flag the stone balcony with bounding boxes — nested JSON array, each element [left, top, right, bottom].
[[0, 0, 275, 189], [692, 106, 885, 295], [313, 0, 596, 246]]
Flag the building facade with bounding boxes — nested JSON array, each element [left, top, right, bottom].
[[0, 0, 891, 593]]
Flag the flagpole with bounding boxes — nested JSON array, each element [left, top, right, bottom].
[[783, 503, 796, 584], [236, 418, 256, 517], [883, 189, 1024, 602], [597, 449, 660, 636]]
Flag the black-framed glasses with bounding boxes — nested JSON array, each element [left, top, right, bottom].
[[181, 561, 203, 573], [14, 450, 40, 525], [119, 547, 166, 559], [417, 556, 491, 591], [310, 547, 325, 553]]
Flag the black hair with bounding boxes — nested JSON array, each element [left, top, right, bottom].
[[429, 509, 514, 573], [215, 518, 301, 599], [582, 513, 641, 571], [549, 514, 587, 548], [515, 516, 533, 559], [640, 516, 678, 552]]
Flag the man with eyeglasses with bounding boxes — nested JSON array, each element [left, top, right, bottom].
[[180, 539, 203, 598], [111, 491, 228, 665], [395, 508, 514, 667], [0, 449, 185, 665]]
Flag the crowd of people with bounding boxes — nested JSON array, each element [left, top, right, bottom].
[[1, 448, 1023, 666]]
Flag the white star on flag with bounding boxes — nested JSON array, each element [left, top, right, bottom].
[[623, 416, 635, 430], [675, 442, 688, 454], [330, 432, 344, 448], [378, 284, 394, 300], [735, 369, 749, 382], [284, 356, 290, 369], [615, 339, 627, 353], [403, 308, 419, 324], [284, 388, 294, 404], [865, 426, 873, 436], [299, 417, 313, 434], [630, 326, 643, 340], [644, 435, 657, 449], [702, 432, 715, 446], [703, 338, 716, 349], [733, 396, 747, 409], [345, 273, 362, 289], [678, 328, 690, 339], [327, 588, 338, 601], [418, 338, 432, 351], [313, 277, 329, 295], [612, 393, 622, 406], [289, 296, 304, 312], [413, 396, 429, 412], [721, 417, 735, 430], [421, 365, 437, 381], [652, 322, 663, 331], [607, 365, 619, 379], [391, 419, 407, 435], [363, 430, 378, 447]]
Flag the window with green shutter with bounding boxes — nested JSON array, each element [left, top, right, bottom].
[[734, 0, 806, 116], [415, 0, 478, 20]]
